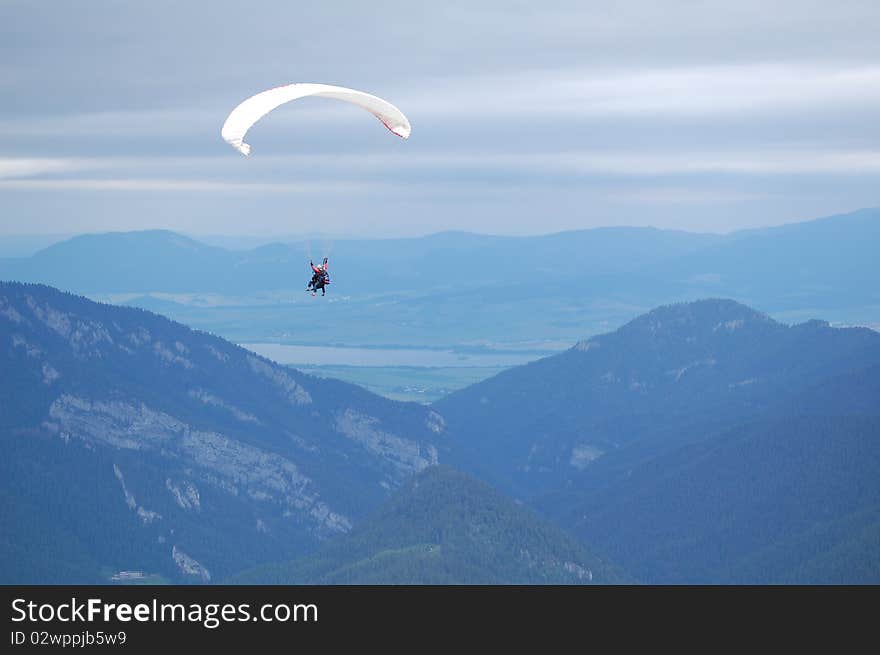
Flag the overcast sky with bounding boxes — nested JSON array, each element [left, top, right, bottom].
[[2, 0, 879, 239]]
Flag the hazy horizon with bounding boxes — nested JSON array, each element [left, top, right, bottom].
[[3, 205, 878, 257]]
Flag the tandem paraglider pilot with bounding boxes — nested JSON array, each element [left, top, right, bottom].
[[307, 257, 330, 296]]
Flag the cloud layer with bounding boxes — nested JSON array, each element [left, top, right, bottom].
[[2, 1, 879, 236]]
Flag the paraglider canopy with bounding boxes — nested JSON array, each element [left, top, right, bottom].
[[220, 83, 411, 156]]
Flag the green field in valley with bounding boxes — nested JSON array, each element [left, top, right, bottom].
[[293, 365, 508, 403]]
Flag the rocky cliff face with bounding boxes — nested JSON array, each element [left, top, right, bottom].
[[1, 282, 445, 583]]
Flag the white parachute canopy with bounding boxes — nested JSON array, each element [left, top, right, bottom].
[[220, 83, 411, 156]]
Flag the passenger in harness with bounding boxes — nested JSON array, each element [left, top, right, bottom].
[[307, 257, 330, 296]]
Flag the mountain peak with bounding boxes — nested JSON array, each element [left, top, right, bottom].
[[640, 297, 770, 321], [618, 298, 775, 336], [573, 299, 775, 351], [32, 229, 220, 260]]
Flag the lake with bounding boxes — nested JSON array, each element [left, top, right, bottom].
[[240, 343, 545, 367]]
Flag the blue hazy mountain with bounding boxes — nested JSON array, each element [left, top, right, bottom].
[[0, 231, 233, 293], [433, 299, 880, 583], [1, 210, 876, 304], [1, 208, 876, 349], [0, 281, 446, 583], [0, 225, 720, 295], [229, 465, 625, 584], [640, 207, 880, 310]]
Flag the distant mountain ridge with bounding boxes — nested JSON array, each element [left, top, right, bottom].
[[639, 207, 880, 310], [0, 224, 721, 295], [2, 209, 876, 300], [2, 208, 877, 350]]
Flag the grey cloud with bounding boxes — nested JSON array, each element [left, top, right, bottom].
[[1, 1, 878, 236]]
